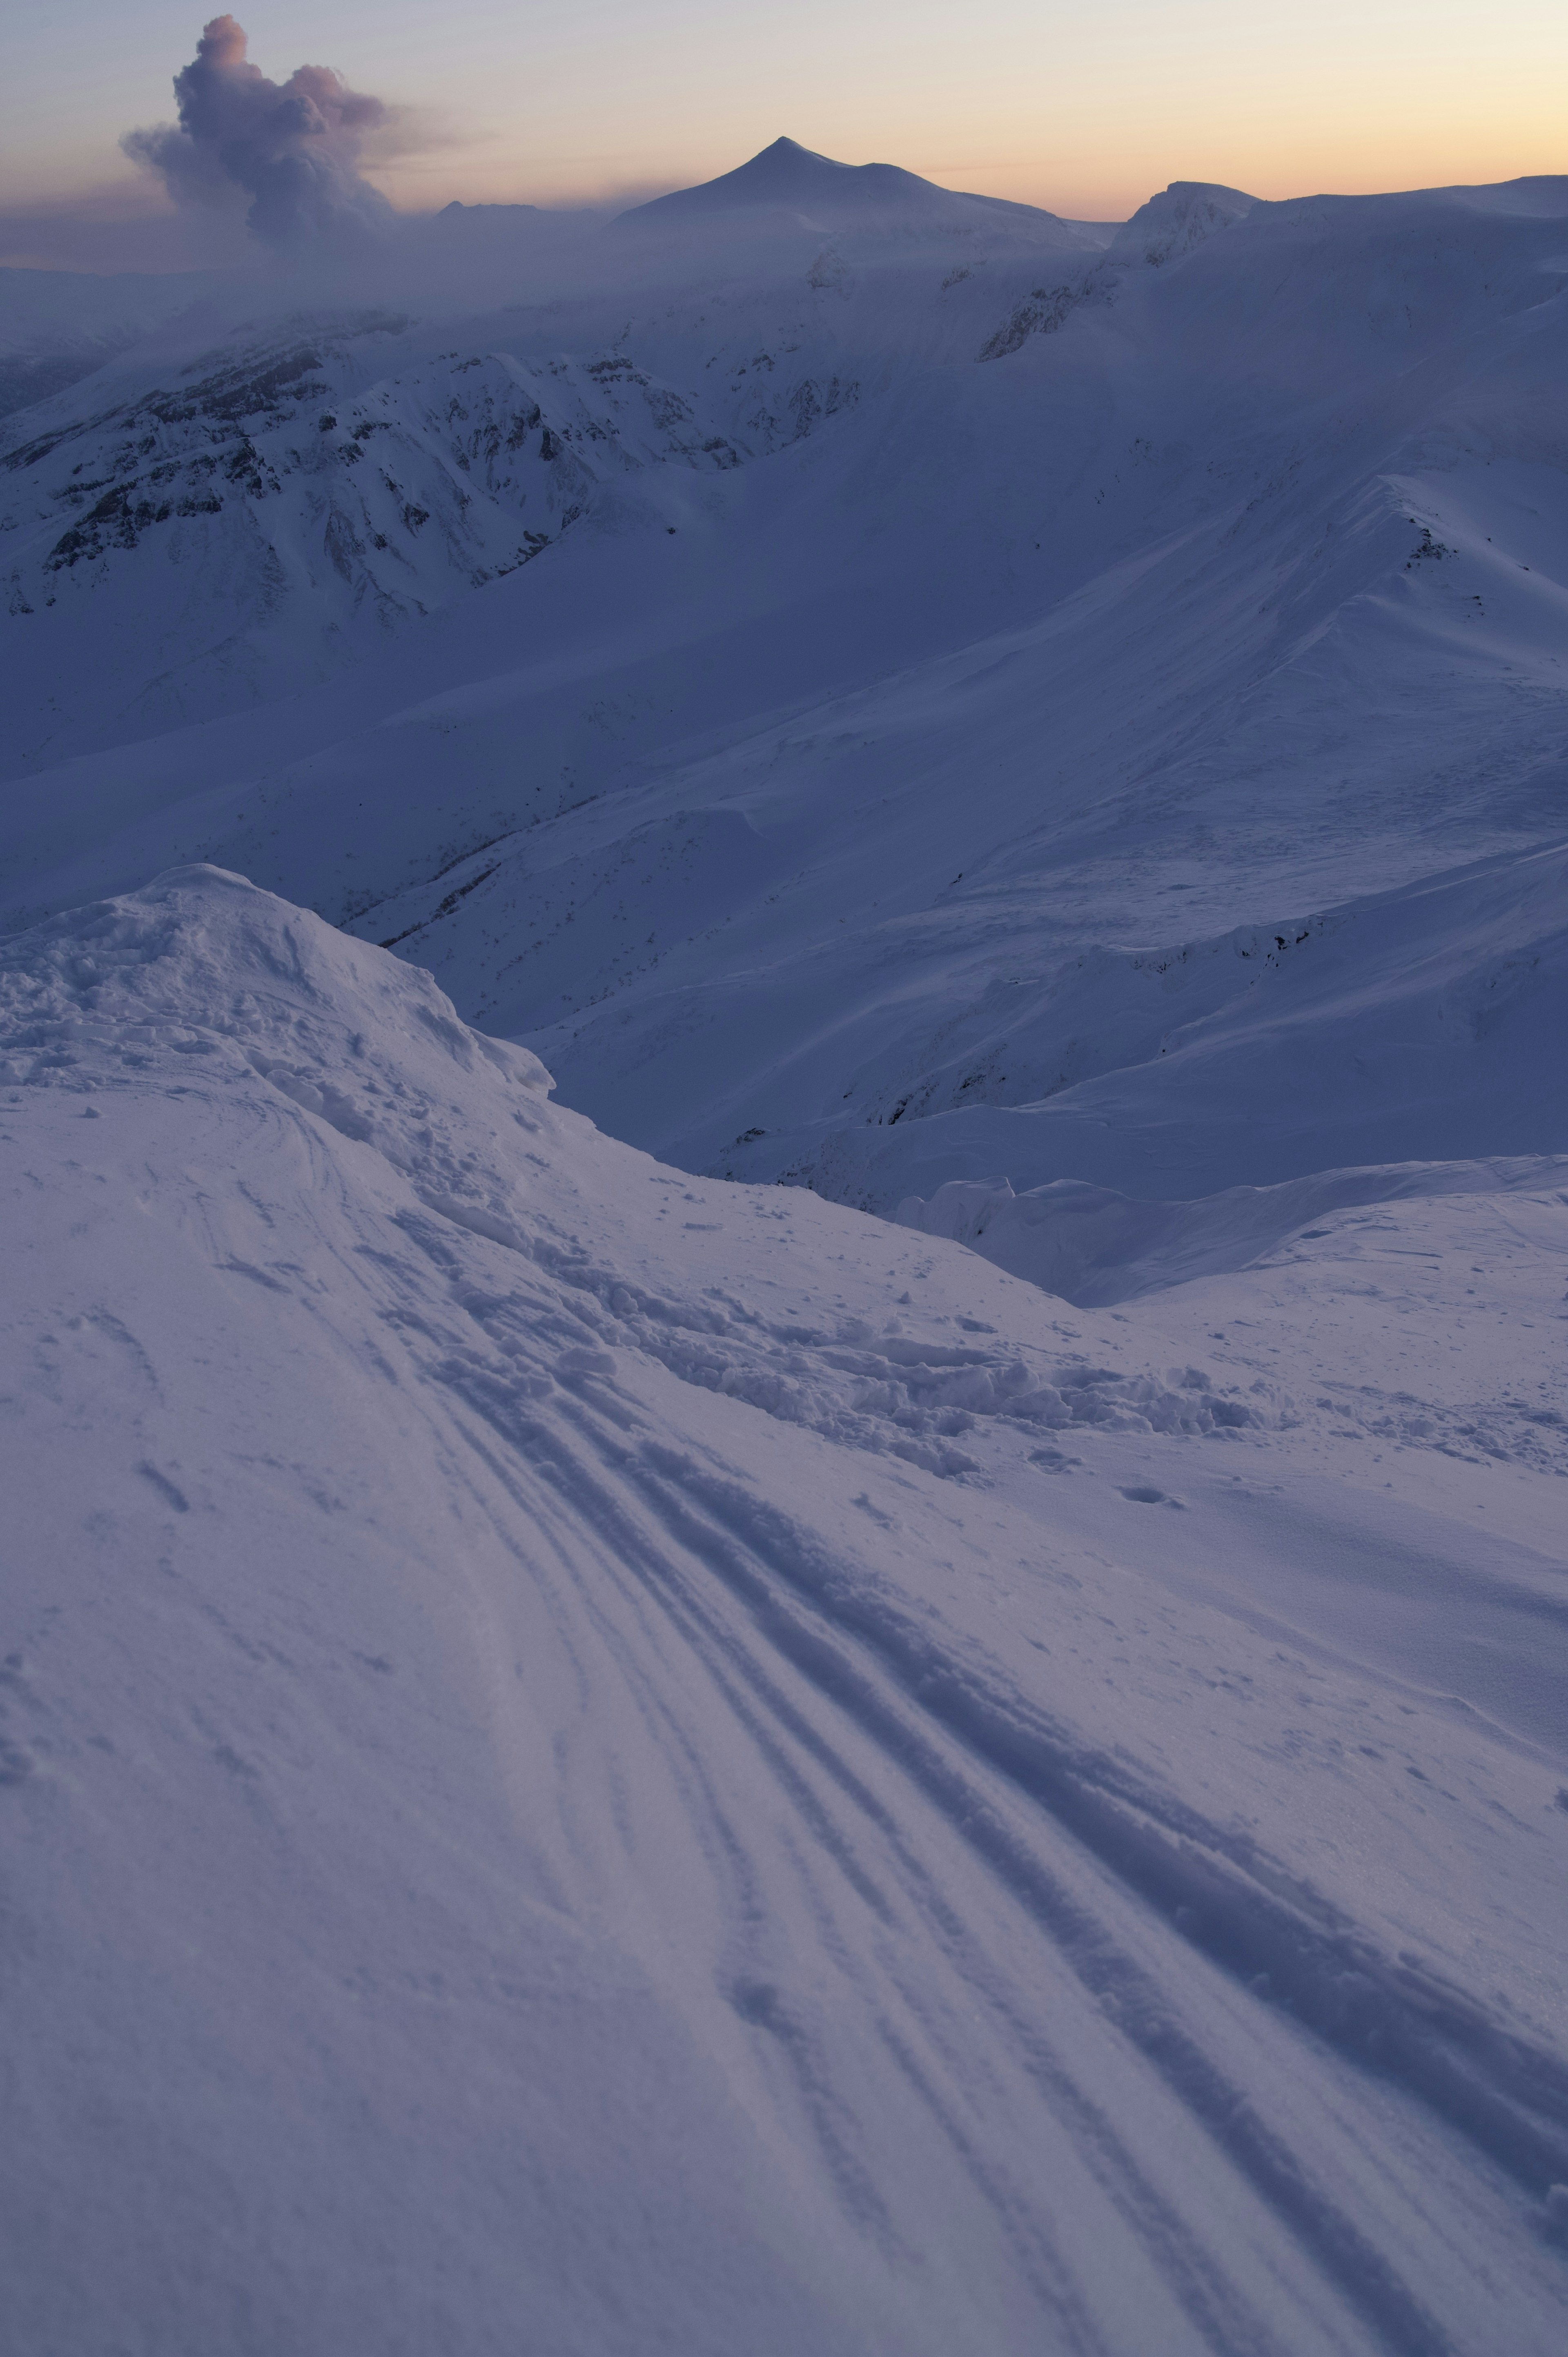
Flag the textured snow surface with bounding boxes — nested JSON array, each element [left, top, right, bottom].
[[3, 868, 1568, 2354]]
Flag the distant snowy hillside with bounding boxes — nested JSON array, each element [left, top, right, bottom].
[[0, 263, 220, 420], [5, 866, 1568, 2354], [1, 312, 762, 740], [0, 152, 1090, 756]]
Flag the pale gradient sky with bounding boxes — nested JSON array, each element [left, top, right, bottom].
[[2, 0, 1565, 243]]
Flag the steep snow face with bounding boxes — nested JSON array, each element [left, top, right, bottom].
[[5, 867, 1568, 2355]]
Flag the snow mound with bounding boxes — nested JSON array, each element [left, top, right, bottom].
[[1, 859, 553, 1229]]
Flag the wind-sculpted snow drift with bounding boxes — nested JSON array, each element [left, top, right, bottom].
[[4, 867, 1568, 2355]]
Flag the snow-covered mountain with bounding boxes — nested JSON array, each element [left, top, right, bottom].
[[3, 140, 1568, 2353], [5, 158, 1561, 1231], [0, 178, 1092, 753], [617, 133, 1106, 238], [1, 309, 767, 738]]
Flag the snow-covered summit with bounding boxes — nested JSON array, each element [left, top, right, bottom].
[[1107, 179, 1255, 264], [618, 135, 1094, 241]]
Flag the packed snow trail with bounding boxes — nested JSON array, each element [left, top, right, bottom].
[[4, 870, 1567, 2354]]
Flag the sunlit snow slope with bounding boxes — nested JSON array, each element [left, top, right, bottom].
[[4, 868, 1568, 2355]]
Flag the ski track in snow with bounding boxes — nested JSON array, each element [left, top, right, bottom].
[[2, 870, 1567, 2352]]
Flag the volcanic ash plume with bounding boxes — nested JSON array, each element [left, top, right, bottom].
[[122, 15, 394, 246]]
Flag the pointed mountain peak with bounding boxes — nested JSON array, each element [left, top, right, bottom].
[[613, 137, 1078, 242], [617, 139, 977, 228]]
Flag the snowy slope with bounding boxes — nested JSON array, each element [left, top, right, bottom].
[[0, 303, 775, 749], [5, 866, 1568, 2355], [0, 154, 1092, 763], [3, 166, 1564, 1262]]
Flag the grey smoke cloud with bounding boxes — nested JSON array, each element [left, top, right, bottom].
[[122, 16, 395, 246]]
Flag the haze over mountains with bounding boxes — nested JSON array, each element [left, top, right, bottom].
[[3, 143, 1563, 1226], [3, 103, 1568, 2356]]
